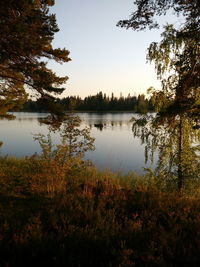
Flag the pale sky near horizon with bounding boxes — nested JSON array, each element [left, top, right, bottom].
[[48, 0, 178, 98]]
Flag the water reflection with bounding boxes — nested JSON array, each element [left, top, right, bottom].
[[92, 121, 129, 131], [0, 112, 154, 174], [94, 123, 104, 131]]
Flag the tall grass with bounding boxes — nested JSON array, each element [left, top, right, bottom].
[[0, 156, 200, 266]]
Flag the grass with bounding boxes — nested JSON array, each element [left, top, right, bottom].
[[0, 156, 200, 266]]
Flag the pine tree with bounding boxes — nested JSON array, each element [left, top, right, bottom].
[[0, 0, 71, 117]]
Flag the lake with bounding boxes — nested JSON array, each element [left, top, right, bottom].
[[0, 112, 156, 174]]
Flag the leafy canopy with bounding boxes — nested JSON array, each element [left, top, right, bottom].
[[132, 114, 200, 190], [118, 0, 200, 190], [117, 0, 200, 31], [34, 114, 95, 163], [118, 0, 200, 116], [0, 0, 71, 117]]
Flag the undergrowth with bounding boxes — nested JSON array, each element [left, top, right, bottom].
[[0, 156, 200, 266]]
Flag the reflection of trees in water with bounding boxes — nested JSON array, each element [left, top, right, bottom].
[[38, 115, 63, 131], [94, 123, 104, 131], [80, 113, 133, 131], [132, 113, 200, 190], [87, 120, 131, 131], [92, 121, 130, 131], [16, 117, 35, 122], [37, 113, 132, 132]]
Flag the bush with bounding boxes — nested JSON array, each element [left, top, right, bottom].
[[1, 157, 200, 266]]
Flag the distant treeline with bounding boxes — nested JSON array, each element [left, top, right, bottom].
[[22, 92, 154, 113]]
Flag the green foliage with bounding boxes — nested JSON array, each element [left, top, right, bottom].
[[34, 114, 95, 161], [132, 113, 200, 190], [61, 114, 95, 158], [0, 78, 28, 118], [136, 20, 199, 189], [0, 0, 71, 117], [118, 0, 200, 117], [146, 24, 200, 117], [119, 0, 200, 190], [117, 0, 200, 31]]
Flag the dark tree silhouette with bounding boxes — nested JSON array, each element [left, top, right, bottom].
[[0, 0, 71, 118], [22, 92, 154, 112]]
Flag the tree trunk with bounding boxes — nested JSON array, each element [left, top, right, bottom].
[[177, 115, 183, 191]]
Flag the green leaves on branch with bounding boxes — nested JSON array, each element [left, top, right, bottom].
[[34, 114, 95, 165], [118, 0, 200, 116], [132, 114, 200, 190], [60, 115, 95, 158], [119, 0, 200, 190], [147, 23, 200, 113], [0, 0, 71, 117], [117, 0, 200, 31], [0, 78, 28, 118], [147, 25, 183, 78]]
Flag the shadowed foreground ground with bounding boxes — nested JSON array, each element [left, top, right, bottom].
[[0, 157, 200, 266]]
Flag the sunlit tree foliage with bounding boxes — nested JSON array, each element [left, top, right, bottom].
[[119, 0, 200, 190], [0, 0, 71, 117], [34, 114, 95, 163]]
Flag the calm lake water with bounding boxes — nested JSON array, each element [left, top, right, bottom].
[[0, 112, 156, 174]]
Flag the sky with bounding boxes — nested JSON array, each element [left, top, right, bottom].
[[48, 0, 174, 98]]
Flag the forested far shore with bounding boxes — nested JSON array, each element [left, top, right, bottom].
[[21, 92, 155, 113]]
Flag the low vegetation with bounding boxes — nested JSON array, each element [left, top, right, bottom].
[[0, 155, 200, 266]]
